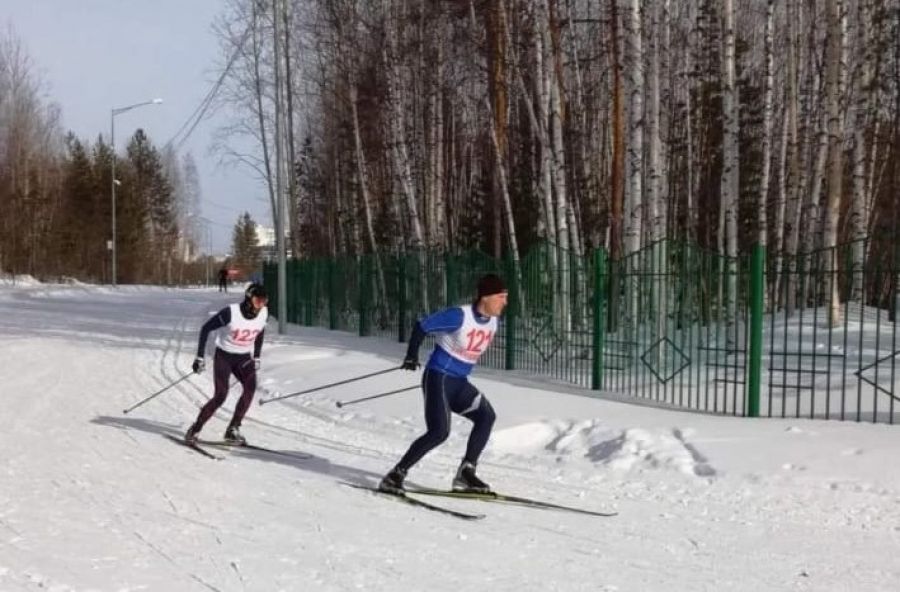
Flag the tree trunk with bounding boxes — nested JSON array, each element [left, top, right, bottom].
[[608, 0, 625, 332], [720, 0, 739, 344], [470, 0, 522, 275], [624, 0, 643, 257], [782, 0, 803, 313], [647, 0, 663, 244], [251, 2, 277, 228], [349, 83, 381, 259], [849, 0, 873, 301], [759, 0, 775, 248], [822, 0, 845, 326], [282, 0, 300, 259]]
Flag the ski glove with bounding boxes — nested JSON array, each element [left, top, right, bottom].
[[192, 357, 205, 374], [401, 356, 420, 371], [253, 358, 261, 371]]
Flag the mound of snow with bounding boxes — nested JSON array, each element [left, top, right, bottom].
[[492, 420, 715, 477]]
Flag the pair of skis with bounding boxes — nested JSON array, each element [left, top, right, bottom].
[[163, 433, 311, 461], [164, 435, 614, 521], [343, 482, 617, 521]]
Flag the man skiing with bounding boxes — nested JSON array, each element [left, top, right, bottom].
[[379, 273, 508, 494], [217, 266, 229, 292], [185, 283, 268, 445]]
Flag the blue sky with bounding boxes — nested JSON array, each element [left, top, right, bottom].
[[5, 0, 270, 253]]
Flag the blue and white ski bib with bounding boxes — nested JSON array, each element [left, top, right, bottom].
[[424, 305, 497, 377]]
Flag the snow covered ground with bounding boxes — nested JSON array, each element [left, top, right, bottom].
[[0, 282, 898, 591]]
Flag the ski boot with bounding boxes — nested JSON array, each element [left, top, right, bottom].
[[378, 466, 408, 494], [184, 425, 200, 445], [452, 461, 491, 493], [224, 425, 247, 446]]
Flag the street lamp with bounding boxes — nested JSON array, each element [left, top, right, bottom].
[[110, 98, 163, 285]]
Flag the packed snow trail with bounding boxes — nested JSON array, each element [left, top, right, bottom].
[[0, 283, 898, 591]]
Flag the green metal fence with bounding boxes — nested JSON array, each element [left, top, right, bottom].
[[595, 240, 754, 415], [765, 237, 899, 423], [265, 244, 597, 386], [264, 236, 899, 424]]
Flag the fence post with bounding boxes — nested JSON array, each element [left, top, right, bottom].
[[505, 253, 517, 371], [304, 261, 315, 326], [300, 260, 308, 325], [288, 259, 296, 324], [298, 260, 305, 325], [592, 248, 608, 391], [266, 262, 278, 320], [328, 259, 337, 330], [398, 253, 407, 342], [445, 252, 456, 306], [747, 244, 765, 417], [358, 255, 369, 337]]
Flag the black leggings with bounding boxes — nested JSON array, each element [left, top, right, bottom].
[[397, 368, 496, 471], [192, 348, 257, 431]]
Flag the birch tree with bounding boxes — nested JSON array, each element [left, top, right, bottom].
[[821, 0, 845, 325], [624, 0, 643, 258], [848, 0, 874, 301], [720, 0, 739, 342], [758, 0, 775, 247]]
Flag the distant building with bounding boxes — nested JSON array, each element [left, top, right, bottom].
[[256, 224, 291, 261], [256, 224, 276, 249], [176, 232, 200, 263]]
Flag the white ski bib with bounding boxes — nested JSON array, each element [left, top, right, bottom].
[[435, 306, 497, 364], [216, 303, 268, 354]]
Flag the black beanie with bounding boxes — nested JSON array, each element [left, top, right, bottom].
[[476, 274, 507, 299], [245, 283, 268, 300]]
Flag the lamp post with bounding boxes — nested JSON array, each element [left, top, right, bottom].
[[110, 98, 163, 285]]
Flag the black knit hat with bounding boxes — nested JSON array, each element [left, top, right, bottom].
[[245, 283, 268, 301], [476, 274, 507, 299]]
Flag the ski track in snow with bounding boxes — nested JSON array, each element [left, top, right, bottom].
[[0, 284, 898, 591]]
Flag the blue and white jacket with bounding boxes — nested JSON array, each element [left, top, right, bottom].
[[406, 305, 498, 378]]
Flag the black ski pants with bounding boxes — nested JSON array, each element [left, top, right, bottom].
[[397, 368, 496, 471], [191, 348, 257, 432]]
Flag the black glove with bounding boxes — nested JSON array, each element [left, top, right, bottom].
[[253, 358, 261, 371], [401, 356, 420, 371], [192, 357, 206, 374]]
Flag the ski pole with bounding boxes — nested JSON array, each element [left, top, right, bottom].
[[258, 366, 402, 406], [123, 372, 194, 414], [335, 385, 419, 408]]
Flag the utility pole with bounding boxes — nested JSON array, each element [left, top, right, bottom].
[[273, 0, 288, 333]]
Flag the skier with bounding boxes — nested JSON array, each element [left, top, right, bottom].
[[185, 283, 269, 445], [379, 273, 508, 494], [217, 266, 229, 292]]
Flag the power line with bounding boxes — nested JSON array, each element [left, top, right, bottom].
[[201, 197, 244, 214], [165, 18, 254, 151]]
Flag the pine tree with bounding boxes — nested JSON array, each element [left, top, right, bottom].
[[122, 129, 176, 283], [92, 138, 115, 283], [57, 135, 95, 278], [231, 212, 261, 276], [117, 133, 151, 283]]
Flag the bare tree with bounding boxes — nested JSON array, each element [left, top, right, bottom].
[[848, 0, 874, 301], [759, 0, 775, 247], [821, 0, 846, 325], [720, 0, 739, 342], [624, 0, 643, 258]]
